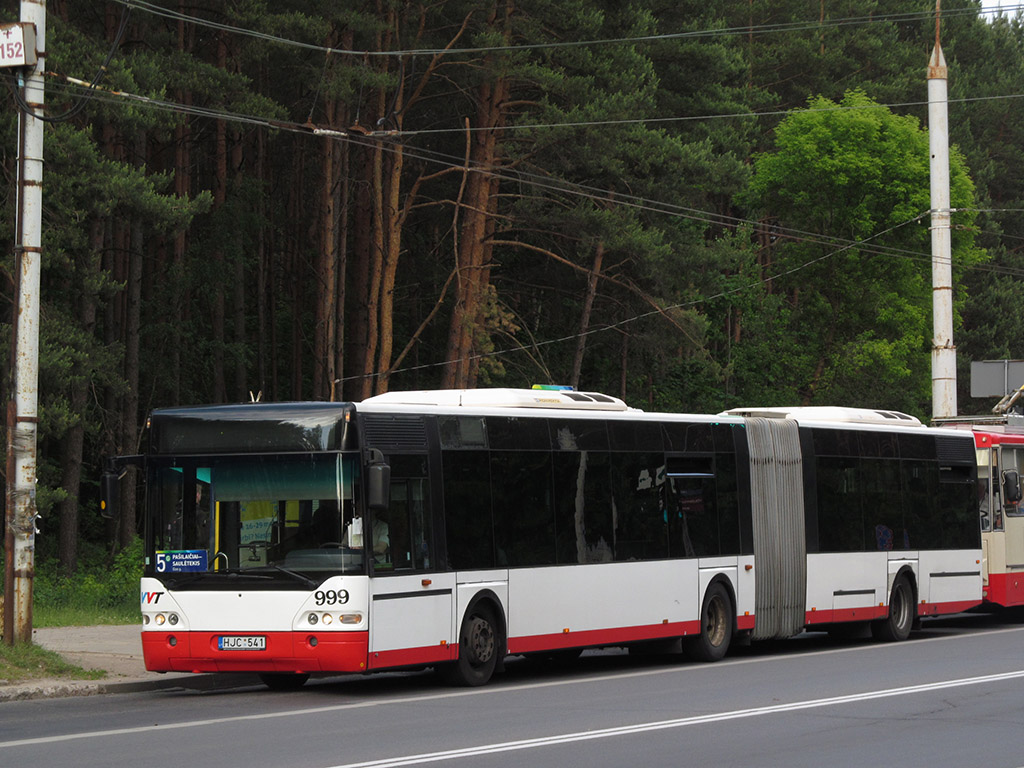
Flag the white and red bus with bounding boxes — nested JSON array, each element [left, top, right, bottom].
[[936, 418, 1024, 607], [103, 389, 982, 689]]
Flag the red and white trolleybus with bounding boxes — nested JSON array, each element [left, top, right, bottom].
[[103, 388, 983, 689], [935, 416, 1024, 607]]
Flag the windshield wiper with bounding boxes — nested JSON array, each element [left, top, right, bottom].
[[253, 564, 321, 589], [158, 570, 276, 586]]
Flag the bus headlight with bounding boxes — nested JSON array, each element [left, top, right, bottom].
[[155, 613, 166, 626], [307, 612, 319, 625]]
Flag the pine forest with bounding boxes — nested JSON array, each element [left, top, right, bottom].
[[2, 0, 1024, 571]]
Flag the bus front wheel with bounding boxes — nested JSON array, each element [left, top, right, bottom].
[[684, 582, 733, 662], [872, 575, 914, 642], [444, 603, 500, 686]]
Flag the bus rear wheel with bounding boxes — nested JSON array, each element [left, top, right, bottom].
[[872, 574, 914, 642], [444, 603, 500, 686], [684, 582, 733, 662], [260, 672, 310, 691]]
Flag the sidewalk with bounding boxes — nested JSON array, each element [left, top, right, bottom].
[[0, 625, 260, 702]]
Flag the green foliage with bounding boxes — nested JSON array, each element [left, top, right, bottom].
[[31, 539, 143, 626], [741, 90, 983, 415], [0, 640, 104, 684], [6, 0, 1024, 575]]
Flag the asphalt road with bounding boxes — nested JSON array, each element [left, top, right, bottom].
[[4, 612, 1024, 768]]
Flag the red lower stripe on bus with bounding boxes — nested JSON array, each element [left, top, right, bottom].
[[804, 606, 888, 625], [915, 599, 981, 616], [141, 630, 369, 674], [507, 620, 702, 655], [984, 572, 1024, 608], [803, 598, 980, 626], [367, 644, 457, 670]]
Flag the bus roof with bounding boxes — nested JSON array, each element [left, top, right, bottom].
[[720, 406, 923, 427], [360, 388, 636, 411]]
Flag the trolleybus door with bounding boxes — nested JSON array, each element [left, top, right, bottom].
[[367, 460, 454, 669]]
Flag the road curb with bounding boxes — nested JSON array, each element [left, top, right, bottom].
[[0, 672, 264, 702]]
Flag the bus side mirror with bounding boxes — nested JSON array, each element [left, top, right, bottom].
[[100, 470, 120, 519], [1003, 470, 1022, 504], [367, 463, 391, 511]]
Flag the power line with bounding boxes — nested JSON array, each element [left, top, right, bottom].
[[18, 69, 1024, 280], [390, 92, 1024, 137], [113, 0, 1013, 59], [11, 72, 1024, 382], [337, 213, 936, 385], [25, 65, 1024, 145]]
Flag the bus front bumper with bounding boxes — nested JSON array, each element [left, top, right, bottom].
[[142, 630, 369, 674]]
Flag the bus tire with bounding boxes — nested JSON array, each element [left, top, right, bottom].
[[445, 603, 500, 686], [871, 574, 914, 642], [684, 581, 733, 662], [260, 672, 310, 691]]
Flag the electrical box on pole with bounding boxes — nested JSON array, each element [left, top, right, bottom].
[[0, 23, 36, 68]]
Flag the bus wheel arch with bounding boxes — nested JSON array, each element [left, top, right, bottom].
[[684, 577, 735, 662], [871, 568, 916, 642], [443, 591, 506, 686]]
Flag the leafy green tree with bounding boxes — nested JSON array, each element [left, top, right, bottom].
[[741, 90, 983, 414]]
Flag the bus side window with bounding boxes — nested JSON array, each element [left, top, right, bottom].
[[378, 455, 433, 571]]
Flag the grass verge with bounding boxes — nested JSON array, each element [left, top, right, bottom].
[[34, 604, 140, 628], [0, 641, 105, 685]]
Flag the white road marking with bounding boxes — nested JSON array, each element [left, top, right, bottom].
[[325, 670, 1024, 768], [1, 624, 1022, 750]]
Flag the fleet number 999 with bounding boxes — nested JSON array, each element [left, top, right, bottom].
[[314, 589, 349, 606]]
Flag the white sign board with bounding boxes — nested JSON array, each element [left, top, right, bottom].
[[0, 23, 36, 68]]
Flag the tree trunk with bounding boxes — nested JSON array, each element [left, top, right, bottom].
[[256, 125, 268, 398], [232, 132, 246, 402], [211, 34, 229, 403], [119, 132, 145, 548], [314, 99, 339, 401], [334, 127, 350, 401], [346, 142, 374, 401], [57, 223, 101, 575], [570, 241, 604, 389], [441, 2, 511, 388], [374, 120, 405, 395], [171, 0, 193, 404]]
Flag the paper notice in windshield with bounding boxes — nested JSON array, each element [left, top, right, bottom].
[[347, 517, 363, 548], [156, 549, 209, 572]]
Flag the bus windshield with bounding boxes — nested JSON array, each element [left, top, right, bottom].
[[147, 453, 365, 578]]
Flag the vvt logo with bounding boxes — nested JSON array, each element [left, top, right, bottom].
[[142, 591, 164, 605]]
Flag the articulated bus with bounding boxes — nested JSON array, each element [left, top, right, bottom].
[[935, 417, 1024, 607], [103, 389, 982, 689]]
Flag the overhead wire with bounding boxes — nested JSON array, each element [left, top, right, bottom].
[[336, 212, 934, 385], [12, 3, 1024, 381], [112, 0, 1024, 59], [8, 2, 132, 123], [15, 66, 1024, 282]]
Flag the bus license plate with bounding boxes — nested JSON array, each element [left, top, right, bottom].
[[218, 635, 266, 651]]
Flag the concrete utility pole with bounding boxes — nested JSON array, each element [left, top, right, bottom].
[[4, 0, 45, 645], [928, 2, 956, 420]]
